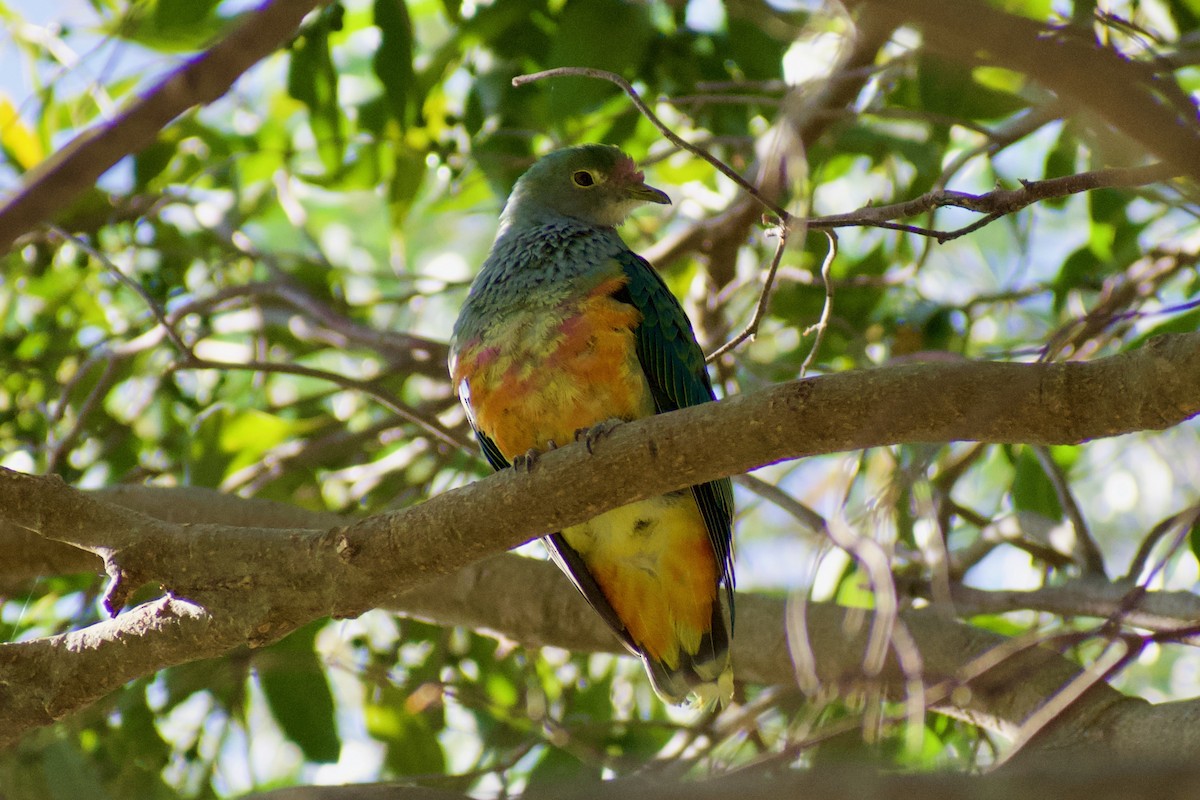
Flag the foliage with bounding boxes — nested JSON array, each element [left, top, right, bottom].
[[1, 0, 1199, 797]]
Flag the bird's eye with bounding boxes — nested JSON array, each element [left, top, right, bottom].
[[572, 170, 596, 187]]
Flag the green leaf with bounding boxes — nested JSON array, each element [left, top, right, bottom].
[[1129, 306, 1200, 351], [364, 684, 446, 776], [835, 565, 875, 609], [464, 0, 550, 61], [724, 19, 786, 81], [609, 720, 674, 758], [288, 4, 345, 175], [525, 745, 601, 791], [1042, 124, 1079, 206], [387, 145, 427, 226], [545, 0, 655, 119], [991, 0, 1053, 19], [0, 93, 44, 170], [1169, 0, 1200, 30], [42, 739, 113, 800], [100, 0, 232, 52], [1010, 447, 1062, 521], [1052, 245, 1103, 311], [257, 621, 341, 764], [914, 56, 1029, 122], [219, 408, 322, 474], [133, 129, 182, 190], [373, 0, 418, 129]]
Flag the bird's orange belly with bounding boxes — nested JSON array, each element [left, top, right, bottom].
[[454, 288, 654, 459], [452, 279, 723, 680]]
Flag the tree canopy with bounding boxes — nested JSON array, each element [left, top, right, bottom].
[[1, 0, 1199, 798]]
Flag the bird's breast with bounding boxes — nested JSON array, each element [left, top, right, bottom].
[[452, 275, 654, 458]]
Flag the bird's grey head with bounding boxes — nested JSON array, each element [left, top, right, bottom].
[[499, 144, 670, 230]]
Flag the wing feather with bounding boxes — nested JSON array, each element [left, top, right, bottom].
[[457, 249, 735, 644], [612, 250, 736, 625]]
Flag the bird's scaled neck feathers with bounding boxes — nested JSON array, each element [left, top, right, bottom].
[[482, 217, 625, 285], [451, 218, 630, 347], [496, 203, 583, 240]]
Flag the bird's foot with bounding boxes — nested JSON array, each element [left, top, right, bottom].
[[512, 440, 558, 473], [574, 418, 623, 454]]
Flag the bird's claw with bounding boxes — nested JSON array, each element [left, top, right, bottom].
[[574, 419, 622, 454], [512, 440, 558, 473]]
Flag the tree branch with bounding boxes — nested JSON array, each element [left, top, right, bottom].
[[0, 0, 328, 255], [240, 760, 1200, 800], [1, 333, 1198, 746], [851, 0, 1200, 181], [925, 581, 1200, 645], [801, 163, 1178, 241]]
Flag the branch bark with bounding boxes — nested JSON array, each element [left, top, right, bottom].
[[0, 0, 328, 255], [851, 0, 1200, 181], [801, 163, 1179, 241], [241, 760, 1200, 800], [1, 334, 1198, 747]]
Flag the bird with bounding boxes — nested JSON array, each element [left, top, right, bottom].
[[449, 144, 734, 705]]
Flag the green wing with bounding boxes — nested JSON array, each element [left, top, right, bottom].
[[613, 250, 736, 623]]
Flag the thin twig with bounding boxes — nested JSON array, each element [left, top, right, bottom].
[[668, 94, 785, 108], [995, 638, 1131, 767], [827, 515, 899, 678], [1123, 504, 1200, 582], [735, 474, 828, 535], [176, 355, 473, 452], [910, 580, 1200, 644], [887, 617, 928, 755], [1031, 445, 1105, 576], [797, 163, 1177, 240], [48, 227, 190, 354], [44, 354, 120, 474], [936, 103, 1065, 193], [165, 278, 449, 375], [1108, 504, 1200, 635], [799, 230, 837, 377], [706, 226, 790, 362], [512, 67, 791, 222]]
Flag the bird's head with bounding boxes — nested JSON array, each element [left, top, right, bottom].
[[501, 144, 670, 229]]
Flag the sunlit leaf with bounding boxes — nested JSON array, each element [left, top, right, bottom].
[[0, 94, 44, 170], [288, 4, 346, 175], [257, 622, 341, 764]]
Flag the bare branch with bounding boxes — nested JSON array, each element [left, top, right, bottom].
[[914, 580, 1200, 644], [1031, 445, 1105, 575], [799, 231, 837, 377], [0, 0, 329, 254], [800, 163, 1178, 240], [175, 354, 472, 452], [1124, 505, 1200, 582], [1, 333, 1198, 744], [706, 225, 791, 362], [851, 0, 1200, 181]]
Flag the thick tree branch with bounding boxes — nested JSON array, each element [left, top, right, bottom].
[[1, 334, 1198, 746], [0, 0, 328, 255], [395, 558, 1200, 762], [241, 761, 1200, 800], [852, 0, 1200, 181]]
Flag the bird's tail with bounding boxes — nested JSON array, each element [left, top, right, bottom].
[[642, 599, 733, 708]]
